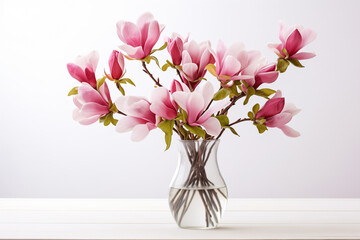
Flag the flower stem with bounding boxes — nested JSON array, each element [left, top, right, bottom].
[[142, 61, 163, 87]]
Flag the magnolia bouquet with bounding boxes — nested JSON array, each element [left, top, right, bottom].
[[66, 13, 316, 228]]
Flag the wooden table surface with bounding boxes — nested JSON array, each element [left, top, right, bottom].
[[0, 198, 359, 239]]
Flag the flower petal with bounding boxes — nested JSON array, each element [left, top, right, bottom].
[[116, 21, 141, 47], [266, 112, 292, 127], [186, 92, 204, 124], [201, 117, 221, 136], [116, 116, 147, 133], [143, 20, 160, 56], [285, 29, 302, 56], [220, 55, 241, 76], [256, 97, 285, 119], [291, 52, 316, 60], [278, 125, 300, 137], [67, 63, 87, 83], [119, 45, 144, 59], [131, 123, 155, 141]]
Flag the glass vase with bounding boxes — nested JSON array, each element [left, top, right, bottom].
[[168, 139, 228, 229]]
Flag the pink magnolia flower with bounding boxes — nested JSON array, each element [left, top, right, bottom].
[[268, 22, 317, 60], [115, 96, 157, 141], [212, 40, 264, 87], [73, 82, 111, 125], [165, 33, 188, 65], [108, 50, 125, 80], [181, 40, 215, 90], [150, 87, 178, 120], [116, 13, 164, 59], [172, 82, 228, 136], [170, 79, 187, 94], [256, 91, 300, 137], [241, 59, 279, 91], [67, 51, 99, 88]]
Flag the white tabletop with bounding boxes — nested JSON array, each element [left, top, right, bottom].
[[0, 198, 359, 239]]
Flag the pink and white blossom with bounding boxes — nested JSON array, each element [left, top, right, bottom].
[[268, 22, 316, 60], [73, 82, 111, 125], [165, 33, 188, 65], [256, 91, 300, 137], [150, 87, 178, 120], [172, 82, 228, 136], [108, 50, 125, 80], [181, 40, 215, 90], [115, 96, 157, 141], [241, 59, 279, 91], [67, 51, 99, 88], [116, 13, 164, 59], [212, 40, 264, 87]]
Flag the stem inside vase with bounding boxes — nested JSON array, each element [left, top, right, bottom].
[[169, 140, 228, 229]]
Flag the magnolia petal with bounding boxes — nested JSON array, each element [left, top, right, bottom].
[[67, 63, 87, 83], [116, 116, 147, 133], [131, 123, 154, 141], [137, 12, 154, 30], [272, 90, 282, 99], [221, 55, 241, 77], [278, 125, 300, 137], [143, 20, 160, 56], [256, 97, 285, 119], [172, 92, 190, 112], [197, 81, 214, 109], [291, 52, 316, 60], [254, 71, 279, 88], [116, 21, 141, 47], [201, 117, 222, 136], [299, 28, 317, 48], [182, 63, 198, 81], [119, 45, 144, 59], [78, 83, 107, 106], [198, 100, 229, 124], [187, 92, 205, 124], [216, 40, 226, 72], [184, 40, 200, 64], [266, 112, 292, 127], [87, 51, 99, 71], [79, 102, 108, 118], [78, 115, 100, 125], [286, 29, 302, 56], [283, 103, 301, 116]]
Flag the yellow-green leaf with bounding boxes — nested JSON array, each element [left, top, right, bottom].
[[96, 76, 106, 90], [157, 119, 175, 151], [215, 115, 229, 127], [277, 58, 290, 73], [288, 58, 304, 68], [206, 64, 218, 77], [213, 88, 230, 101], [184, 124, 206, 138], [67, 87, 78, 96]]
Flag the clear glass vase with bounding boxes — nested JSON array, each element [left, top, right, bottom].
[[169, 139, 228, 229]]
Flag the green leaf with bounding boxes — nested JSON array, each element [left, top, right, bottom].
[[109, 103, 118, 113], [184, 124, 206, 139], [157, 119, 175, 150], [277, 58, 290, 73], [228, 126, 240, 137], [161, 63, 170, 71], [215, 115, 229, 127], [281, 48, 289, 58], [121, 78, 136, 86], [252, 103, 260, 114], [67, 87, 78, 96], [213, 88, 230, 101], [104, 114, 112, 126], [150, 42, 168, 55], [96, 76, 106, 90], [228, 85, 239, 98], [255, 88, 276, 99], [143, 55, 151, 64], [255, 123, 268, 134], [150, 56, 161, 68], [243, 86, 255, 105], [248, 111, 254, 120], [288, 58, 305, 68], [116, 83, 125, 95]]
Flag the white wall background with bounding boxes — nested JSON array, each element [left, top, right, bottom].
[[0, 0, 359, 198]]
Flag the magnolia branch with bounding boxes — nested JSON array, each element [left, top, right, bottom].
[[142, 61, 163, 87], [219, 92, 246, 116]]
